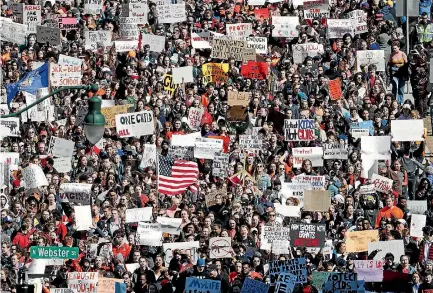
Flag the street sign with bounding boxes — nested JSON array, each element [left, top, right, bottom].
[[30, 246, 79, 259]]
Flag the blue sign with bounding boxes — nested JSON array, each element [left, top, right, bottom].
[[350, 121, 374, 135], [323, 273, 357, 293], [269, 258, 307, 284], [185, 277, 221, 293], [241, 278, 270, 293]]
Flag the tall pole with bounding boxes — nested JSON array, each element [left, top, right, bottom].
[[1, 84, 99, 119]]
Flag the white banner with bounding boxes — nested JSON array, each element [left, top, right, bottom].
[[125, 207, 153, 223], [48, 136, 75, 158], [356, 50, 386, 72], [226, 23, 252, 39], [115, 110, 154, 138], [1, 21, 27, 44], [323, 143, 348, 160], [327, 19, 355, 38], [50, 63, 82, 87], [0, 118, 20, 137], [391, 119, 424, 142], [140, 144, 156, 168], [194, 137, 223, 160], [136, 223, 163, 246], [272, 16, 299, 38], [141, 33, 165, 52], [292, 147, 323, 168], [371, 173, 393, 193], [157, 4, 186, 23], [115, 40, 138, 52], [246, 36, 267, 54]]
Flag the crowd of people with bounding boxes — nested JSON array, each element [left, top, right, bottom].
[[3, 0, 433, 292]]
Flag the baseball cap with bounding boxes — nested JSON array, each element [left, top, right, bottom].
[[196, 258, 206, 267]]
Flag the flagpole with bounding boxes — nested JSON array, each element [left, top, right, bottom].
[[156, 151, 160, 213]]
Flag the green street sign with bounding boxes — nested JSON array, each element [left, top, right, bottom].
[[30, 246, 79, 259]]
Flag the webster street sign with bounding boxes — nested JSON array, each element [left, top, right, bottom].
[[30, 246, 79, 259]]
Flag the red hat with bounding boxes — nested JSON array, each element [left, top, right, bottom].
[[40, 130, 48, 136]]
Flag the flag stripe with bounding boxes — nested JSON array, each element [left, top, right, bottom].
[[158, 158, 198, 196]]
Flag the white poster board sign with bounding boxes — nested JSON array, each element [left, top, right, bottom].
[[115, 110, 154, 138]]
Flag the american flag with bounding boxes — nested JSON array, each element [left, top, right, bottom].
[[158, 155, 198, 195]]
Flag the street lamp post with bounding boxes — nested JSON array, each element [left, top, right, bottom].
[[1, 84, 106, 144]]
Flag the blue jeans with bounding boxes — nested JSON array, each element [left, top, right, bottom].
[[391, 75, 405, 104]]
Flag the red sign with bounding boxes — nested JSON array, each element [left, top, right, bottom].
[[240, 61, 268, 80], [328, 78, 342, 101], [254, 8, 269, 20]]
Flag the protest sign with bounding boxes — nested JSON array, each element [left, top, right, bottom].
[[157, 216, 182, 235], [1, 21, 27, 44], [98, 278, 123, 293], [274, 203, 301, 218], [74, 206, 92, 231], [348, 9, 368, 34], [205, 188, 225, 207], [84, 30, 112, 50], [241, 61, 268, 80], [48, 136, 75, 158], [275, 274, 296, 293], [157, 4, 186, 23], [246, 37, 267, 54], [211, 37, 247, 61], [9, 3, 23, 23], [284, 119, 315, 141], [169, 146, 194, 161], [271, 239, 291, 255], [24, 5, 41, 33], [141, 33, 165, 52], [172, 66, 194, 84], [391, 119, 424, 141], [75, 105, 88, 126], [59, 183, 92, 204], [202, 63, 229, 85], [360, 136, 391, 160], [289, 223, 325, 247], [136, 223, 163, 246], [0, 118, 20, 137], [350, 121, 373, 138], [212, 152, 230, 177], [50, 64, 82, 87], [126, 1, 148, 19], [269, 258, 307, 284], [260, 225, 291, 250], [345, 230, 379, 252], [119, 23, 139, 39], [292, 147, 323, 168], [292, 43, 324, 64], [228, 91, 250, 107], [67, 272, 98, 293], [279, 182, 311, 207], [407, 200, 428, 214], [368, 240, 405, 263], [209, 237, 232, 258], [312, 272, 330, 291], [254, 7, 269, 19], [58, 17, 78, 31], [323, 143, 348, 160], [328, 78, 343, 100], [125, 207, 153, 223], [84, 0, 103, 14], [226, 23, 253, 39], [194, 137, 223, 160], [53, 157, 73, 173], [292, 175, 325, 190], [354, 260, 383, 282], [303, 0, 329, 19], [272, 16, 299, 38], [171, 132, 201, 147], [36, 25, 61, 45], [242, 48, 256, 61], [58, 54, 83, 66], [115, 110, 154, 138], [303, 190, 330, 211], [327, 19, 355, 38], [162, 74, 178, 96], [410, 214, 426, 237], [239, 135, 262, 150], [323, 273, 357, 293], [371, 173, 393, 193], [163, 241, 199, 265], [23, 164, 48, 189], [241, 278, 270, 293], [356, 50, 386, 72], [185, 278, 221, 293], [140, 144, 156, 168], [101, 104, 132, 128], [115, 40, 138, 52], [119, 16, 147, 25], [191, 28, 223, 49]]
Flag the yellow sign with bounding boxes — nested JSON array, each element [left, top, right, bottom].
[[202, 63, 229, 85], [101, 104, 133, 128], [163, 74, 178, 96], [346, 230, 379, 253]]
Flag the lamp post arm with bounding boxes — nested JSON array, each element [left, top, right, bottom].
[[1, 84, 99, 119]]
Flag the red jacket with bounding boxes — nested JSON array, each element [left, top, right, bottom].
[[12, 228, 35, 249]]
